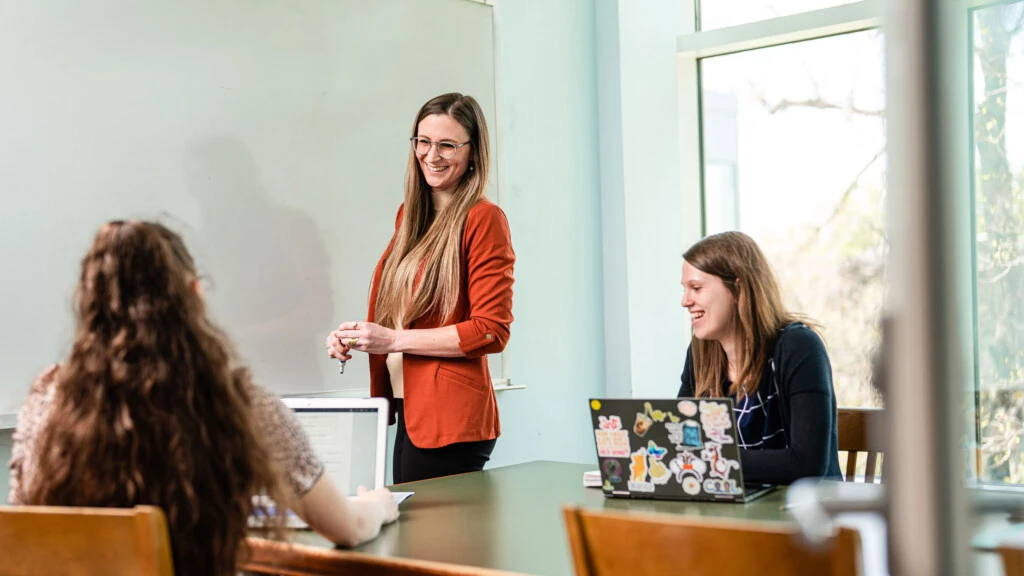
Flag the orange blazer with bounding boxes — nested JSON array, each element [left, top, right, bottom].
[[367, 199, 515, 449]]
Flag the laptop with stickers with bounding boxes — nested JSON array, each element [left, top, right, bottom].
[[588, 398, 775, 503]]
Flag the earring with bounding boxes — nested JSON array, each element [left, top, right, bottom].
[[469, 165, 475, 171]]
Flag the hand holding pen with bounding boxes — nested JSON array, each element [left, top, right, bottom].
[[325, 321, 359, 374]]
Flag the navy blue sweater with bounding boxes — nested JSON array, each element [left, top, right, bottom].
[[678, 324, 842, 485]]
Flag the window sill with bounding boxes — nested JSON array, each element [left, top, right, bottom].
[[1, 413, 17, 431], [492, 378, 525, 392]]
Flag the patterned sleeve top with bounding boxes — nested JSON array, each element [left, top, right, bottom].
[[8, 366, 324, 505]]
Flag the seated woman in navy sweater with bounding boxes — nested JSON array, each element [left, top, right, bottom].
[[677, 231, 841, 485]]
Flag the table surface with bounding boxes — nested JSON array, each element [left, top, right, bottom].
[[250, 460, 1024, 576], [271, 461, 793, 576]]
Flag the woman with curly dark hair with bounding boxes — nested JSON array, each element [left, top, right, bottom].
[[8, 221, 397, 575]]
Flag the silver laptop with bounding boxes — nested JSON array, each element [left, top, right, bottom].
[[281, 397, 389, 495]]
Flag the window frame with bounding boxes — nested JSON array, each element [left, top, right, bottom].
[[677, 0, 1021, 485]]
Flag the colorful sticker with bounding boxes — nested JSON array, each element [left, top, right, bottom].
[[591, 400, 602, 411], [649, 460, 671, 485], [603, 479, 613, 491], [703, 478, 743, 495], [681, 420, 703, 448], [633, 412, 653, 436], [701, 442, 740, 481], [699, 400, 735, 444], [678, 400, 698, 418], [595, 415, 629, 457], [629, 447, 648, 482], [646, 441, 671, 485], [682, 476, 702, 495], [603, 459, 623, 483], [641, 402, 681, 424], [645, 402, 668, 422], [599, 415, 622, 430], [669, 450, 708, 484], [595, 430, 630, 458], [646, 440, 668, 460]]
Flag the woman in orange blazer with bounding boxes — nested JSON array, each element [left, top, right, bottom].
[[326, 93, 514, 483]]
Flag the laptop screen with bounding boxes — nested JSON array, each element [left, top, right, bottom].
[[291, 407, 379, 496]]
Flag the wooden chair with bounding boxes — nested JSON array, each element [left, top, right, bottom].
[[563, 506, 861, 576], [1001, 540, 1024, 576], [837, 407, 886, 483], [0, 505, 174, 576], [243, 537, 525, 576]]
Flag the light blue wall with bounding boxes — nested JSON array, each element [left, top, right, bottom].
[[488, 0, 605, 468], [1, 430, 12, 500]]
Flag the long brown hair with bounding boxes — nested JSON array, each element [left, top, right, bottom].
[[374, 93, 491, 329], [684, 231, 819, 399], [25, 221, 287, 575]]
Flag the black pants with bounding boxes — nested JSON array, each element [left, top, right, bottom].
[[392, 399, 497, 484]]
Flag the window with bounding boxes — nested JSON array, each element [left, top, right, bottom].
[[685, 0, 1024, 487], [698, 0, 862, 31], [700, 30, 887, 408], [971, 0, 1024, 485]]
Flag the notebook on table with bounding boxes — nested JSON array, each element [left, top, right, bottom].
[[588, 398, 774, 503]]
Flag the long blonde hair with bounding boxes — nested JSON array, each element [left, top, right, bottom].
[[685, 232, 819, 400], [374, 93, 491, 329]]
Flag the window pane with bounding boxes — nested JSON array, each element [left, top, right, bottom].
[[698, 0, 860, 31], [972, 1, 1024, 486], [700, 31, 886, 409]]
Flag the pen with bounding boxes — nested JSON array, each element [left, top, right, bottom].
[[338, 359, 346, 374]]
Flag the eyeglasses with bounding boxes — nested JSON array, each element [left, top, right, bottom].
[[410, 137, 471, 159]]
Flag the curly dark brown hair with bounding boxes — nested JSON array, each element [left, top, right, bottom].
[[24, 220, 287, 575]]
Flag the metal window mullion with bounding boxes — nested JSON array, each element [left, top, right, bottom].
[[678, 0, 880, 58]]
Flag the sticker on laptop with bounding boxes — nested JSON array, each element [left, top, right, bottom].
[[595, 415, 630, 458], [703, 478, 743, 495], [646, 441, 671, 485], [699, 400, 735, 444], [634, 412, 654, 436], [669, 450, 707, 488], [627, 447, 654, 492], [682, 476, 702, 495], [603, 459, 623, 483], [666, 419, 704, 451], [678, 400, 698, 418], [701, 442, 740, 481]]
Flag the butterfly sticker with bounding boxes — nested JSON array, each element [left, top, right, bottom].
[[646, 440, 668, 460]]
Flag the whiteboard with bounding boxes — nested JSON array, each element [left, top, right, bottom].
[[0, 0, 499, 413]]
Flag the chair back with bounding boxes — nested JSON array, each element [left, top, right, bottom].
[[837, 407, 886, 482], [563, 505, 861, 576], [1002, 540, 1024, 576], [0, 505, 174, 576], [244, 537, 526, 575]]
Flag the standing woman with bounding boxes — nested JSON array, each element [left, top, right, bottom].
[[677, 232, 842, 485], [327, 93, 514, 483]]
